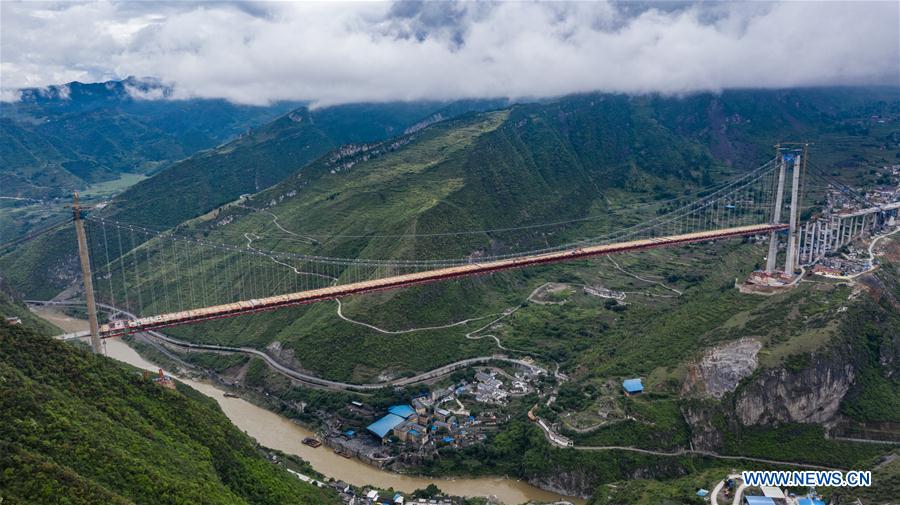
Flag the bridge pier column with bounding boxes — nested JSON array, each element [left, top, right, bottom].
[[808, 221, 816, 264], [813, 221, 820, 263], [833, 221, 839, 248], [798, 223, 806, 265], [836, 218, 843, 247], [846, 218, 852, 244]]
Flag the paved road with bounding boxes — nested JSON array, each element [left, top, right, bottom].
[[527, 404, 844, 470], [35, 299, 859, 469], [32, 299, 545, 392], [832, 435, 900, 446], [710, 473, 741, 505], [711, 479, 725, 505], [569, 445, 841, 469], [732, 481, 747, 505]]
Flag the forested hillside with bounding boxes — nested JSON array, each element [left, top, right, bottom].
[[82, 98, 721, 379], [1, 86, 896, 503], [0, 281, 58, 335], [4, 88, 895, 300], [89, 89, 896, 381], [102, 98, 507, 227], [0, 321, 337, 505], [1, 78, 303, 198], [0, 97, 503, 298]]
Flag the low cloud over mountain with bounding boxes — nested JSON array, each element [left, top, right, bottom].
[[2, 1, 897, 105]]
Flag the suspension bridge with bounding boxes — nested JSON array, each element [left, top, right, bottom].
[[63, 145, 898, 353]]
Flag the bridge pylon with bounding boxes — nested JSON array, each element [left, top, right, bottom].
[[72, 193, 103, 354], [765, 143, 808, 276], [784, 145, 807, 275], [765, 148, 788, 272]]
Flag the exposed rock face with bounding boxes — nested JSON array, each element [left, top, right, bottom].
[[681, 403, 725, 451], [682, 338, 762, 398], [527, 460, 690, 500], [265, 340, 299, 368], [735, 354, 855, 426], [528, 469, 596, 499], [679, 337, 860, 451], [50, 253, 81, 290]]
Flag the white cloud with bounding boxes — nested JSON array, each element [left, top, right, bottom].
[[1, 1, 897, 105]]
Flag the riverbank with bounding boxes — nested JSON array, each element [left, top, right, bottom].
[[31, 306, 583, 505]]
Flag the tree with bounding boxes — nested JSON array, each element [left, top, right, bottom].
[[412, 484, 443, 499]]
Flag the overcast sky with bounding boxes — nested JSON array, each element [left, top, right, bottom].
[[2, 1, 898, 105]]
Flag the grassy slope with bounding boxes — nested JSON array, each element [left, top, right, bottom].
[[0, 323, 338, 505], [32, 90, 892, 498], [1, 78, 304, 199], [82, 90, 898, 384], [102, 101, 501, 228], [109, 96, 721, 382], [0, 284, 59, 335], [0, 101, 501, 297], [4, 89, 894, 298]]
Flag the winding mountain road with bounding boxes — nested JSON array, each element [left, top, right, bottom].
[[34, 299, 544, 392]]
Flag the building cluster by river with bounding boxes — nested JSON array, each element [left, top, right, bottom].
[[31, 306, 582, 505], [318, 366, 542, 471]]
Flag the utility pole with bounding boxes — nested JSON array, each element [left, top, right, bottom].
[[73, 193, 102, 354], [766, 146, 787, 272]]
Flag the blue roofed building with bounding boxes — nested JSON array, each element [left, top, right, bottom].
[[366, 414, 406, 441], [745, 497, 776, 505], [622, 378, 644, 395], [388, 404, 417, 420], [367, 405, 421, 442], [394, 421, 428, 444]]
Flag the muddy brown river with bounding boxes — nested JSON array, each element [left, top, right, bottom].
[[31, 307, 583, 504]]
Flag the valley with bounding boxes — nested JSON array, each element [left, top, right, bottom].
[[3, 4, 899, 504], [28, 305, 574, 504], [3, 87, 899, 504]]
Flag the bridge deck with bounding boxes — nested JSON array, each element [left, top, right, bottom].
[[99, 223, 787, 338]]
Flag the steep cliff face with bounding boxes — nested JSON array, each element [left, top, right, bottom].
[[681, 402, 726, 451], [734, 354, 856, 425], [682, 338, 762, 399], [526, 458, 692, 500], [680, 348, 858, 450], [528, 469, 598, 500]]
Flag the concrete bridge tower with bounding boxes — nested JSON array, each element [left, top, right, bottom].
[[765, 143, 808, 275], [765, 150, 788, 272], [784, 148, 805, 274], [73, 193, 103, 354]]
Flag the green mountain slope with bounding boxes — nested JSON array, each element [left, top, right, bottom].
[[650, 87, 900, 169], [0, 99, 503, 298], [100, 97, 722, 381], [1, 82, 301, 199], [103, 100, 506, 228], [36, 89, 891, 383], [0, 322, 338, 505], [1, 88, 895, 300], [0, 280, 58, 334]]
